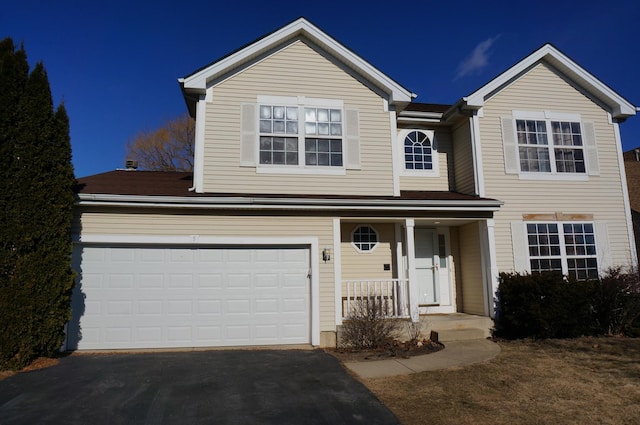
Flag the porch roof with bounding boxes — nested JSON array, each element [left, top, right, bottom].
[[75, 170, 502, 212]]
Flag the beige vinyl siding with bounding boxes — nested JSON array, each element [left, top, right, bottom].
[[340, 223, 395, 280], [480, 62, 634, 272], [75, 209, 336, 332], [203, 39, 394, 196], [457, 222, 485, 315], [452, 119, 476, 195], [399, 129, 453, 191]]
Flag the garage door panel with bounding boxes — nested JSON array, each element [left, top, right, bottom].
[[138, 300, 162, 315], [227, 273, 252, 289], [167, 300, 192, 315], [137, 327, 162, 342], [110, 249, 135, 263], [198, 274, 223, 288], [82, 274, 104, 289]]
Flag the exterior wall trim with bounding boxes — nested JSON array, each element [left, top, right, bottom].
[[192, 94, 206, 193], [470, 113, 485, 196], [613, 121, 639, 267]]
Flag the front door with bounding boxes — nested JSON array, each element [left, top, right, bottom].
[[414, 228, 439, 305], [414, 228, 454, 313]]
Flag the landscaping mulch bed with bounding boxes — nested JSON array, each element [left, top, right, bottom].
[[327, 339, 444, 362]]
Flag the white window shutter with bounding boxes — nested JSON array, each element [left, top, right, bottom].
[[583, 121, 599, 176], [344, 109, 361, 170], [511, 221, 529, 272], [595, 221, 612, 273], [240, 103, 257, 167], [501, 117, 519, 174]]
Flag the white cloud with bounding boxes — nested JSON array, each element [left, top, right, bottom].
[[455, 35, 501, 80]]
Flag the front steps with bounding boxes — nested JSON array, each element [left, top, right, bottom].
[[336, 313, 493, 347], [421, 314, 493, 342]]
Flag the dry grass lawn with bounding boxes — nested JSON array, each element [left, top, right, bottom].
[[362, 337, 640, 425]]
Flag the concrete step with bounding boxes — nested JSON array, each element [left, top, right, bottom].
[[432, 328, 487, 342]]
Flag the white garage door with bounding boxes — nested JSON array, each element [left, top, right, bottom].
[[67, 245, 310, 350]]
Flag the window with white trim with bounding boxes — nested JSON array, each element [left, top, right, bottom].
[[501, 112, 598, 178], [526, 222, 598, 280], [352, 225, 378, 252], [517, 119, 585, 173], [404, 130, 433, 170], [258, 100, 343, 168]]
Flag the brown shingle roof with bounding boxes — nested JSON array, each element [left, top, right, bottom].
[[402, 103, 451, 113], [75, 170, 497, 203]]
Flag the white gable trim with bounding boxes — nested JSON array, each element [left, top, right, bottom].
[[179, 18, 414, 105], [464, 44, 636, 119]]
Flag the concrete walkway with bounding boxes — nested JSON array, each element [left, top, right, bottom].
[[343, 339, 501, 379]]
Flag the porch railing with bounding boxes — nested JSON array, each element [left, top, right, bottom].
[[342, 279, 410, 319]]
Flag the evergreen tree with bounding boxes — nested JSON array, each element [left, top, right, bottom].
[[0, 38, 76, 370]]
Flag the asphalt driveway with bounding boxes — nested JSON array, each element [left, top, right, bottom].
[[0, 349, 399, 425]]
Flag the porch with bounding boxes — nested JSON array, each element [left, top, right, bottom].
[[336, 217, 498, 339]]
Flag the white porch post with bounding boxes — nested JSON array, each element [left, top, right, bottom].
[[479, 219, 499, 317], [333, 217, 343, 325], [405, 218, 419, 322]]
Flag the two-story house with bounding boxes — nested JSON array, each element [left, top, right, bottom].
[[67, 18, 637, 350]]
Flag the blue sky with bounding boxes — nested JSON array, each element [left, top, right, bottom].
[[3, 0, 639, 178]]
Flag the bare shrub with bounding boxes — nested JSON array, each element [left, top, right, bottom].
[[340, 297, 396, 350], [592, 267, 640, 336], [405, 321, 423, 346]]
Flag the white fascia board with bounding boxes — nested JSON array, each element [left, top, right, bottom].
[[181, 18, 413, 104], [464, 44, 636, 119], [77, 193, 502, 211]]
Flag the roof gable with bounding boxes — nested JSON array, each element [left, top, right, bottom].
[[463, 43, 636, 120], [179, 17, 414, 107]]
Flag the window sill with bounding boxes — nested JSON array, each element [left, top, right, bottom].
[[401, 170, 440, 178], [518, 173, 589, 181], [256, 166, 347, 175]]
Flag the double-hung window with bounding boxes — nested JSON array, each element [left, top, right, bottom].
[[516, 119, 585, 173], [502, 111, 598, 178], [257, 97, 344, 169], [526, 222, 598, 280]]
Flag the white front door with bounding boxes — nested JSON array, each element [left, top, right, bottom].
[[414, 228, 455, 313], [415, 228, 439, 305]]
